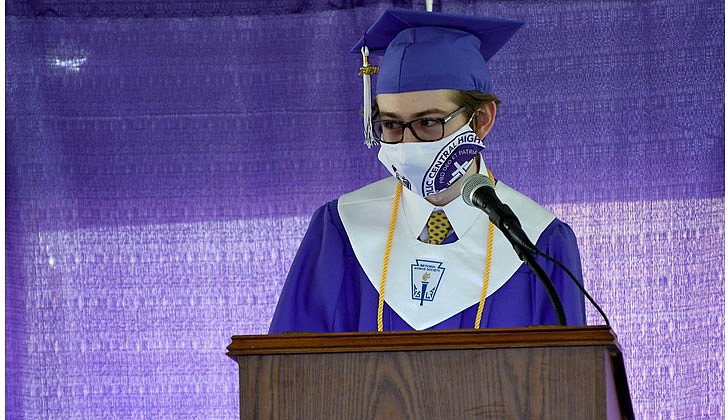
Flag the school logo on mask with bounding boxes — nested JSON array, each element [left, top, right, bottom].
[[411, 259, 446, 305], [422, 131, 484, 196]]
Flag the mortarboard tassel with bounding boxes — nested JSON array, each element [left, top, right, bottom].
[[358, 46, 379, 148]]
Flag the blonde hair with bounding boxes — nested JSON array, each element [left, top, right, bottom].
[[450, 90, 501, 131]]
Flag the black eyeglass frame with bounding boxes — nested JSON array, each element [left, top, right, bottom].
[[373, 106, 469, 144]]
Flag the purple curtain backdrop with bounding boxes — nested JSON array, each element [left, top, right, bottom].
[[6, 0, 724, 418]]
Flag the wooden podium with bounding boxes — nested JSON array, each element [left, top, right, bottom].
[[227, 325, 633, 419]]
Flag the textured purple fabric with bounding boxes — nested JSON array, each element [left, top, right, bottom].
[[268, 198, 587, 333], [6, 1, 724, 419]]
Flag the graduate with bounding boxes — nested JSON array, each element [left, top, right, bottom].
[[269, 8, 586, 333]]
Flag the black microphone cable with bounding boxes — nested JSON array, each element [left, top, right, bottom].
[[529, 248, 611, 327], [461, 173, 611, 327]]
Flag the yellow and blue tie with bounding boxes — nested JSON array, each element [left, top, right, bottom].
[[427, 210, 452, 245]]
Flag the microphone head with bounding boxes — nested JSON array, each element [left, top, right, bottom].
[[460, 173, 494, 207]]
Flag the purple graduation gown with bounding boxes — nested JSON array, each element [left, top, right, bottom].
[[269, 199, 586, 333]]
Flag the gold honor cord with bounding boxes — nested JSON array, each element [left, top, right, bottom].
[[474, 168, 497, 329], [474, 221, 494, 329], [377, 182, 402, 332], [377, 170, 497, 332]]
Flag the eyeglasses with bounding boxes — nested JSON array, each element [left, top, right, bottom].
[[373, 106, 468, 144]]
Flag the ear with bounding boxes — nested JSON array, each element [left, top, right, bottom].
[[474, 101, 497, 139]]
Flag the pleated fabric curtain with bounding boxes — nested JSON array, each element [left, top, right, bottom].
[[6, 0, 724, 418]]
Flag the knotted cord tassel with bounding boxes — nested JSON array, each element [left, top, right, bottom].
[[359, 46, 379, 148]]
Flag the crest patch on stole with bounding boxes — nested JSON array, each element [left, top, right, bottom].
[[410, 259, 446, 306]]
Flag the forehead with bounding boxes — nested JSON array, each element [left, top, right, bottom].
[[376, 89, 459, 117]]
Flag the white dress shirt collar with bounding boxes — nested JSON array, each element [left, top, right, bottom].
[[400, 162, 488, 240]]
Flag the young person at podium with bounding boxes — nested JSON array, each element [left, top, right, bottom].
[[269, 8, 586, 333]]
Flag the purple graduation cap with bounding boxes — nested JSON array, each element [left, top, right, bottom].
[[351, 8, 522, 146]]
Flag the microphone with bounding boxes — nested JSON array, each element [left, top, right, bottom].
[[461, 173, 567, 326], [461, 174, 538, 256], [460, 173, 612, 327]]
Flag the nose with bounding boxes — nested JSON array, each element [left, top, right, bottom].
[[402, 126, 419, 143]]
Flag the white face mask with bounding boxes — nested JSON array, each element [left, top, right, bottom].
[[377, 122, 484, 197]]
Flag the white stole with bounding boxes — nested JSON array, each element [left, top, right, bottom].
[[338, 176, 556, 330]]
